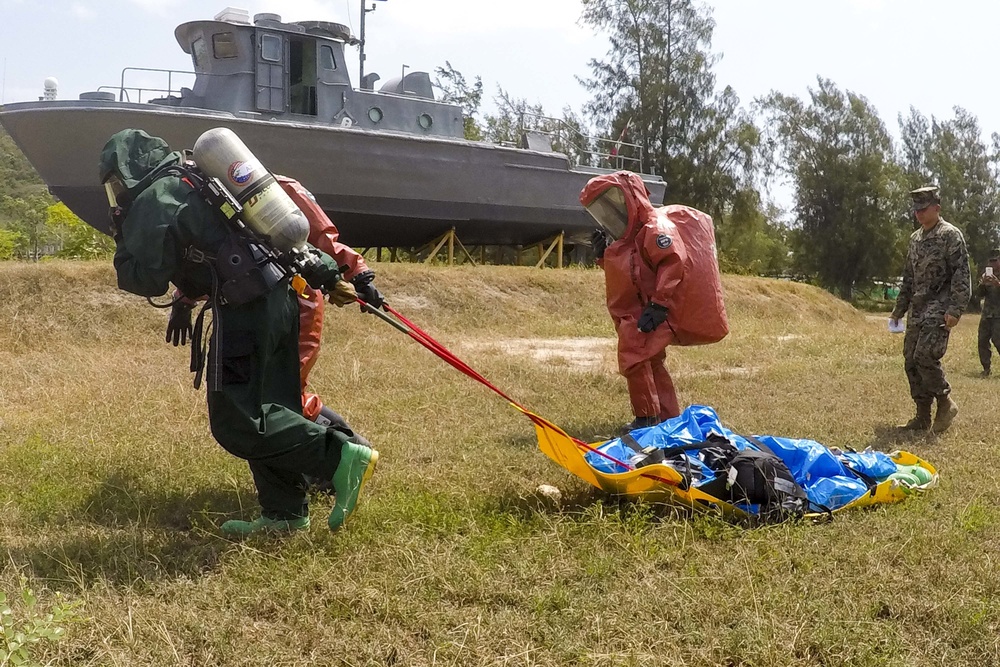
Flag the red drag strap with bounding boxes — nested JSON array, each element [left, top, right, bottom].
[[377, 303, 662, 478]]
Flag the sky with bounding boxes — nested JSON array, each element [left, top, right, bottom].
[[1, 0, 998, 154]]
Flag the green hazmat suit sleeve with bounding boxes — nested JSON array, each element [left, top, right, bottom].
[[112, 194, 185, 297]]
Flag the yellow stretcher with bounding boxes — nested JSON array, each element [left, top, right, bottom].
[[518, 406, 939, 519]]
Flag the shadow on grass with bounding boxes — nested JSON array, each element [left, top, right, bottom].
[[491, 482, 709, 529], [78, 471, 246, 530], [494, 484, 611, 517], [6, 472, 250, 588], [866, 424, 936, 450], [487, 487, 776, 546], [7, 526, 228, 589]]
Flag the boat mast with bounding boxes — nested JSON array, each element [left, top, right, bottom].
[[359, 0, 387, 85]]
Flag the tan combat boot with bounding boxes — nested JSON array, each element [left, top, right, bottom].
[[932, 395, 959, 433], [901, 399, 932, 430]]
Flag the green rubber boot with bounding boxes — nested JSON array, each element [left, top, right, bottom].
[[221, 515, 310, 537], [329, 443, 379, 531]]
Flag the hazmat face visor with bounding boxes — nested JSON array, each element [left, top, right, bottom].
[[584, 186, 629, 240], [104, 174, 127, 208]]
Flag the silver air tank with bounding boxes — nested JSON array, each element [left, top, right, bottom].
[[192, 127, 309, 254]]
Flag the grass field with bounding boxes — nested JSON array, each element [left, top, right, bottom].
[[1, 260, 998, 666]]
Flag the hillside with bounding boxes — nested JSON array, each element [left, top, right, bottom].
[[1, 261, 997, 666]]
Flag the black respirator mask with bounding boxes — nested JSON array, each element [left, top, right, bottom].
[[104, 175, 132, 239]]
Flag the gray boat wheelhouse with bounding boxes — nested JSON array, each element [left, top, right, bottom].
[[165, 11, 463, 138]]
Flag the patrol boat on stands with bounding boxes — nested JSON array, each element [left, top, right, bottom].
[[0, 7, 663, 249]]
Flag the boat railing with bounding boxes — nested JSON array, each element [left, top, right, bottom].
[[96, 67, 194, 103], [516, 111, 645, 172], [102, 67, 207, 103]]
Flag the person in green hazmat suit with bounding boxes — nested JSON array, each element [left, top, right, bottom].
[[100, 128, 378, 536]]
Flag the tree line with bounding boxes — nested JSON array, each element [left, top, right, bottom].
[[434, 0, 1000, 300]]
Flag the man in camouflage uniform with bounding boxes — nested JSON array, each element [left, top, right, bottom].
[[975, 247, 1000, 377], [890, 186, 971, 433]]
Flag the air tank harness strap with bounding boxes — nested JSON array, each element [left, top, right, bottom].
[[183, 246, 219, 390]]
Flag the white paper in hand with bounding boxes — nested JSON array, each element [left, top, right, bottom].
[[888, 318, 905, 334]]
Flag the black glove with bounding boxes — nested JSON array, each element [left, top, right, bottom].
[[351, 270, 386, 309], [591, 228, 611, 259], [637, 303, 668, 333], [166, 301, 194, 346]]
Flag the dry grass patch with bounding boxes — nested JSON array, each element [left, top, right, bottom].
[[1, 260, 999, 666]]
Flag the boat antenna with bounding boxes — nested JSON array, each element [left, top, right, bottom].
[[359, 0, 387, 85]]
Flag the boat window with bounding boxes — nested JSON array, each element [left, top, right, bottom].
[[368, 107, 383, 123], [320, 45, 337, 70], [213, 32, 238, 59], [191, 37, 208, 69], [418, 113, 433, 130], [260, 34, 282, 62]]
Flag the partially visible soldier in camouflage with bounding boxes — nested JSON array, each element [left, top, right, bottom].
[[889, 185, 971, 433], [975, 247, 1000, 377]]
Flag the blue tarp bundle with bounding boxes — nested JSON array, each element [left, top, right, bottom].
[[585, 405, 897, 511]]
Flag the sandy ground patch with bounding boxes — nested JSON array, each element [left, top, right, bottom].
[[466, 337, 761, 378], [388, 294, 432, 310], [465, 337, 615, 371]]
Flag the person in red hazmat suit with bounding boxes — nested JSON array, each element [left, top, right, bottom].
[[276, 175, 384, 431], [166, 175, 384, 441], [580, 171, 728, 433]]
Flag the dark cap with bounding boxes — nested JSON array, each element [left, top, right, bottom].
[[910, 185, 940, 212], [991, 247, 1000, 258]]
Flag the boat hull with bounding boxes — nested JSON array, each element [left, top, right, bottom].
[[0, 101, 665, 247]]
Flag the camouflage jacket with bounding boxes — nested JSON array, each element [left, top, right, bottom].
[[891, 219, 971, 324], [976, 278, 1000, 318]]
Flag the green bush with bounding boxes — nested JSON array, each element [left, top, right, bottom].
[[0, 229, 20, 260], [1, 579, 80, 667]]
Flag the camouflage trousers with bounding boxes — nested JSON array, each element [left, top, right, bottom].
[[978, 317, 1000, 371], [903, 320, 952, 400]]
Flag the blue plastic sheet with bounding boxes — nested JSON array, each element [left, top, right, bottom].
[[587, 405, 873, 511], [841, 450, 898, 479]]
